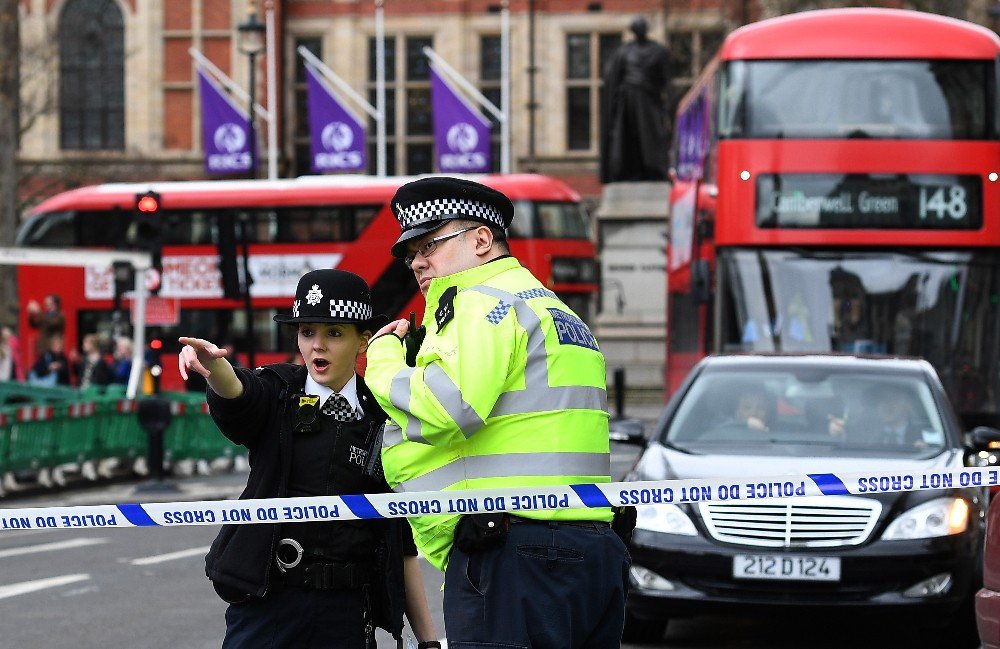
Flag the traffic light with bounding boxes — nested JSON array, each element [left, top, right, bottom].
[[111, 260, 135, 312], [216, 212, 242, 300], [134, 190, 163, 294]]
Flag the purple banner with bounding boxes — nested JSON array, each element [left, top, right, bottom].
[[305, 65, 366, 173], [675, 86, 711, 181], [430, 66, 491, 173], [198, 69, 253, 175]]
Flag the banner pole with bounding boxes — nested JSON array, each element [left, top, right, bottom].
[[265, 3, 278, 180], [375, 0, 387, 177], [501, 0, 511, 174]]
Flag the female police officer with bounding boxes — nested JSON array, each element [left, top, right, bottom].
[[178, 269, 438, 649]]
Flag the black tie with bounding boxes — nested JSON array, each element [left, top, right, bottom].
[[322, 393, 355, 422]]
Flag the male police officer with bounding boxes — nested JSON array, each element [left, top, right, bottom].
[[366, 177, 629, 647]]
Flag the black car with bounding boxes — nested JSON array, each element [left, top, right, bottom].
[[619, 354, 997, 646]]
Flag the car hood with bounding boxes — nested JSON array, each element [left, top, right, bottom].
[[633, 443, 965, 482]]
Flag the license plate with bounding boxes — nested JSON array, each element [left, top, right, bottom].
[[733, 554, 841, 582]]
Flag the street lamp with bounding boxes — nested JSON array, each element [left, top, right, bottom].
[[235, 0, 266, 368], [237, 0, 266, 180]]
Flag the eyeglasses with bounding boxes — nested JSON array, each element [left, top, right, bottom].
[[403, 227, 476, 268]]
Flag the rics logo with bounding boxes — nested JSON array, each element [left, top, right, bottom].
[[321, 121, 354, 152], [446, 123, 479, 154], [213, 123, 247, 154]]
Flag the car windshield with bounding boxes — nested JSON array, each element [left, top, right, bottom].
[[663, 367, 948, 458]]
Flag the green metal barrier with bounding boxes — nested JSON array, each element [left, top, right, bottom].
[[0, 409, 11, 476], [6, 404, 60, 473], [51, 402, 100, 467]]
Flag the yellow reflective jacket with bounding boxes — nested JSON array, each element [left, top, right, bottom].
[[366, 257, 612, 571]]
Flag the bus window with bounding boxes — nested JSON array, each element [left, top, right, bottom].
[[510, 200, 534, 238], [720, 60, 993, 140], [78, 211, 128, 247], [511, 201, 591, 240]]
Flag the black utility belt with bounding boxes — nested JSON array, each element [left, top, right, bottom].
[[508, 515, 611, 529], [273, 538, 372, 590]]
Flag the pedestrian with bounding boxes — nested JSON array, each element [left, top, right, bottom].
[[28, 331, 71, 386], [110, 337, 133, 385], [0, 326, 17, 382], [74, 333, 114, 389], [2, 326, 24, 381], [366, 177, 630, 647], [178, 268, 439, 649], [26, 293, 66, 355]]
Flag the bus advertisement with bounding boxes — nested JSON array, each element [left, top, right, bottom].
[[666, 8, 1000, 427], [17, 174, 598, 391]]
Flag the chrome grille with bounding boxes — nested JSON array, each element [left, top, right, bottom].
[[698, 496, 882, 548]]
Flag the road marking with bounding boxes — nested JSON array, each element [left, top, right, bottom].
[[0, 574, 90, 600], [0, 538, 107, 559], [130, 546, 211, 566]]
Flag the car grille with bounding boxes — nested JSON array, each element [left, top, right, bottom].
[[698, 496, 882, 548]]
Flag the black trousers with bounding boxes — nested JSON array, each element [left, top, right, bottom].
[[222, 585, 369, 649], [443, 520, 630, 649]]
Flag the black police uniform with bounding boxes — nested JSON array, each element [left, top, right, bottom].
[[203, 269, 410, 649]]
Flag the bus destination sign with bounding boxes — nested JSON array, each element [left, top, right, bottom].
[[756, 173, 982, 230]]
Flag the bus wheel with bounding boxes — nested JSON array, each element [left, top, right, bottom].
[[622, 611, 668, 644]]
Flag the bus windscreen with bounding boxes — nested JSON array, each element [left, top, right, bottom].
[[719, 60, 994, 140]]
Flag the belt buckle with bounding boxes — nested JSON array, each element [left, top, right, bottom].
[[275, 538, 304, 574]]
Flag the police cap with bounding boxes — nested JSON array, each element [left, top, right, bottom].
[[389, 177, 514, 258]]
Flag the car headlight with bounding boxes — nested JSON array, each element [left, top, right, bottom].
[[881, 497, 969, 540], [634, 504, 698, 536]]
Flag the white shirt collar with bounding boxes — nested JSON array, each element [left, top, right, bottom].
[[304, 373, 363, 415]]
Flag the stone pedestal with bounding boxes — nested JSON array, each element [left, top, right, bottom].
[[594, 182, 670, 393]]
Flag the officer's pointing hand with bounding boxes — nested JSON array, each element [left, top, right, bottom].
[[373, 319, 409, 342], [177, 336, 229, 380]]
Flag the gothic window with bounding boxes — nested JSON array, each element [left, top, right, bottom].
[[59, 0, 125, 150]]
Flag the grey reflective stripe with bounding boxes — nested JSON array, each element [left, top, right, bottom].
[[382, 421, 404, 449], [468, 285, 607, 418], [395, 451, 611, 493], [389, 367, 430, 445], [425, 364, 485, 437]]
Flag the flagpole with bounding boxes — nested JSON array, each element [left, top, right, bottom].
[[189, 48, 271, 122], [297, 47, 380, 120], [375, 0, 387, 177], [500, 0, 511, 174], [265, 1, 278, 180], [423, 47, 504, 123]]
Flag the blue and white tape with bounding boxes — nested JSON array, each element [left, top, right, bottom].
[[1, 467, 996, 531]]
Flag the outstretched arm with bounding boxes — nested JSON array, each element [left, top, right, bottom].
[[177, 337, 242, 399]]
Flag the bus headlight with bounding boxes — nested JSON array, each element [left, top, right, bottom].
[[551, 258, 597, 284], [635, 504, 698, 536], [881, 497, 968, 540]]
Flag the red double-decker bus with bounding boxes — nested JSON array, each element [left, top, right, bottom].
[[666, 8, 1000, 426], [17, 174, 597, 391]]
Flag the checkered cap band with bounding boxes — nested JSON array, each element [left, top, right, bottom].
[[396, 198, 504, 230], [329, 299, 372, 320]]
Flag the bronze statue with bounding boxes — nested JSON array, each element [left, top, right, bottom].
[[600, 17, 671, 183]]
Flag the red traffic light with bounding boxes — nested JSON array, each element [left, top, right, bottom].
[[136, 191, 160, 213], [150, 339, 163, 350]]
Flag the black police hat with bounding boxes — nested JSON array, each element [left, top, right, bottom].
[[273, 269, 388, 330], [389, 177, 515, 258]]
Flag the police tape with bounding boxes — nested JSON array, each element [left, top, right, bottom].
[[1, 466, 996, 531]]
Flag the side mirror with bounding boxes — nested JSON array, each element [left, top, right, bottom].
[[691, 259, 711, 304], [965, 426, 1000, 450], [610, 417, 647, 447]]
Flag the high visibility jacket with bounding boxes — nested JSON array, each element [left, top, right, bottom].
[[366, 257, 612, 571]]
